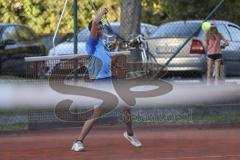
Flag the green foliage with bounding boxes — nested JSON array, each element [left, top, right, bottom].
[[164, 0, 216, 20], [141, 0, 168, 25], [0, 0, 120, 34], [163, 0, 240, 25], [212, 0, 240, 25], [0, 0, 239, 34]]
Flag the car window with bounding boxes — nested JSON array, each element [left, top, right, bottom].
[[15, 26, 36, 41], [217, 24, 231, 41], [102, 25, 118, 42], [1, 26, 19, 41], [152, 23, 201, 38], [141, 26, 148, 37], [104, 24, 119, 34], [141, 25, 156, 37], [227, 25, 240, 41], [72, 24, 120, 42], [71, 23, 155, 42], [76, 28, 89, 42]]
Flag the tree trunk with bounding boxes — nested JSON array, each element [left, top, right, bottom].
[[119, 0, 141, 41]]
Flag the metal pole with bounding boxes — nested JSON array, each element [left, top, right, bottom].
[[73, 0, 78, 55], [73, 0, 78, 79]]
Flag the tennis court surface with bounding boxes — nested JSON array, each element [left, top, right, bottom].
[[1, 126, 240, 160]]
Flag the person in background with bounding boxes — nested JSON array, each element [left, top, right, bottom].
[[204, 23, 229, 85]]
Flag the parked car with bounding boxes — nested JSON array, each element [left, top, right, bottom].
[[0, 23, 46, 76], [147, 20, 240, 77], [48, 22, 157, 56]]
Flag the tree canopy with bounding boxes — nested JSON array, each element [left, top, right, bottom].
[[0, 0, 239, 34]]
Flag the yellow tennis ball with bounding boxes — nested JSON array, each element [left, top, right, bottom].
[[202, 22, 211, 31]]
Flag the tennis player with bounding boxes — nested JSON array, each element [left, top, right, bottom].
[[71, 8, 142, 152]]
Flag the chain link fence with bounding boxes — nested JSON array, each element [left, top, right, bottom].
[[2, 104, 240, 132], [145, 1, 240, 79], [0, 1, 239, 80], [1, 1, 240, 132]]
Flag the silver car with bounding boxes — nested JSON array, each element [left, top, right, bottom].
[[45, 22, 157, 76], [48, 22, 157, 56], [147, 20, 240, 77]]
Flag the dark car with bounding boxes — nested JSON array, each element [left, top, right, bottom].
[[0, 23, 46, 76], [147, 20, 240, 77]]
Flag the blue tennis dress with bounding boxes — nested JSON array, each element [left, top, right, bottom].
[[86, 36, 111, 79]]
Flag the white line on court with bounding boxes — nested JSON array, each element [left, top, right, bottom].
[[226, 79, 240, 85], [173, 79, 240, 84], [137, 155, 240, 160], [173, 80, 201, 83]]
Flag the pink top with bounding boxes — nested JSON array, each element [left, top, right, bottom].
[[207, 35, 222, 55]]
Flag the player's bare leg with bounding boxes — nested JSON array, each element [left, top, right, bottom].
[[207, 59, 214, 85], [122, 107, 142, 147], [122, 107, 133, 134], [72, 107, 103, 151], [214, 60, 221, 85], [78, 107, 104, 141]]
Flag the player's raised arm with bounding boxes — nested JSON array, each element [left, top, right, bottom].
[[91, 8, 108, 38]]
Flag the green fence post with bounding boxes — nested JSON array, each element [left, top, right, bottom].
[[73, 0, 78, 79], [73, 0, 78, 55]]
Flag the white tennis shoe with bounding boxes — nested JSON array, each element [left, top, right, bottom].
[[123, 131, 142, 147], [71, 141, 85, 152]]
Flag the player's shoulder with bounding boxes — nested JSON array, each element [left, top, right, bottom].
[[86, 36, 99, 45]]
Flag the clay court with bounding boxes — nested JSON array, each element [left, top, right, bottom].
[[1, 126, 240, 160]]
